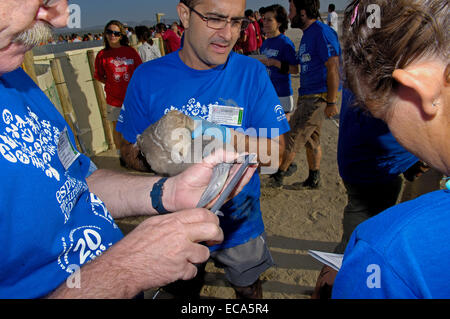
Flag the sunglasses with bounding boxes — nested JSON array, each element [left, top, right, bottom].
[[106, 29, 122, 37]]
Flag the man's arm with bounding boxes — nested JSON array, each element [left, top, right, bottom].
[[120, 140, 152, 172], [87, 148, 258, 219], [230, 130, 285, 170], [324, 56, 340, 118], [86, 168, 159, 219], [48, 149, 257, 298], [261, 58, 299, 74]]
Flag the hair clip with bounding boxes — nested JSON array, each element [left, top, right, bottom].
[[351, 4, 360, 26]]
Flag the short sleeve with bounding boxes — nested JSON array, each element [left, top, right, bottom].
[[283, 38, 298, 66], [332, 235, 417, 298], [316, 27, 340, 63], [116, 66, 150, 143], [93, 50, 105, 82], [245, 62, 290, 138]]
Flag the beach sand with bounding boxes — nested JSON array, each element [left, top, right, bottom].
[[90, 27, 443, 299]]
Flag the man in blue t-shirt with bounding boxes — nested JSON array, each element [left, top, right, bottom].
[[267, 0, 341, 189], [0, 0, 255, 298], [118, 0, 290, 299]]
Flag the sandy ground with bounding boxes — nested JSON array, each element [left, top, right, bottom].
[[90, 28, 444, 299]]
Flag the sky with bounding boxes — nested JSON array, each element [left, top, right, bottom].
[[69, 0, 350, 29]]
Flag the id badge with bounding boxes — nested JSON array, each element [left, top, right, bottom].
[[208, 105, 243, 127], [58, 127, 80, 170]]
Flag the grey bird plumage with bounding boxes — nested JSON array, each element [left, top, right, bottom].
[[136, 110, 233, 209]]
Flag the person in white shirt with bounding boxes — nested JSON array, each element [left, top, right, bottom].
[[327, 4, 338, 34], [135, 25, 162, 62]]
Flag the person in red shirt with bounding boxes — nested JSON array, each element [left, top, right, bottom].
[[242, 10, 258, 55], [94, 20, 142, 152], [251, 12, 263, 49], [156, 23, 181, 54], [256, 8, 266, 41]]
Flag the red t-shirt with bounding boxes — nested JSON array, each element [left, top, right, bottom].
[[253, 21, 263, 48], [94, 46, 142, 107], [162, 29, 181, 53], [243, 23, 257, 53]]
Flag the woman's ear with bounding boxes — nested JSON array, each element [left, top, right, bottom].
[[392, 63, 442, 117], [177, 2, 191, 29]]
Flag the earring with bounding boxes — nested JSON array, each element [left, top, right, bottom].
[[444, 177, 450, 192], [432, 100, 440, 107]]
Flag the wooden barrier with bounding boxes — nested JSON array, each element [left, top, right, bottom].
[[50, 58, 83, 152], [86, 50, 116, 151], [22, 51, 38, 85]]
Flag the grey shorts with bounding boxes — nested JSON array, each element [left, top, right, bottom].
[[210, 232, 274, 287], [107, 104, 122, 122], [279, 95, 295, 113]]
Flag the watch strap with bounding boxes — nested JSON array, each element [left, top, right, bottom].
[[150, 177, 171, 214]]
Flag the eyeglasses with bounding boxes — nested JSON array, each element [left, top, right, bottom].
[[43, 0, 61, 6], [183, 2, 250, 31], [106, 29, 122, 37]]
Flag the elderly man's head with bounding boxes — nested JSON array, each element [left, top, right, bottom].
[[0, 0, 68, 75]]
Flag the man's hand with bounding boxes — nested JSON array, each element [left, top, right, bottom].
[[311, 265, 338, 299], [113, 208, 223, 289], [324, 104, 338, 118], [48, 208, 223, 298], [120, 141, 153, 172], [163, 149, 258, 212]]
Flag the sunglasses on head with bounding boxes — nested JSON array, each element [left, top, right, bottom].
[[106, 29, 122, 37]]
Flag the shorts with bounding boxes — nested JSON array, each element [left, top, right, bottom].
[[279, 95, 295, 113], [107, 104, 122, 122], [210, 232, 274, 286], [285, 94, 327, 153]]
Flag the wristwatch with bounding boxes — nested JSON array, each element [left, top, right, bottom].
[[150, 177, 171, 214]]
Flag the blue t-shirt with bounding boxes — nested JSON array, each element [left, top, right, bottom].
[[260, 34, 298, 97], [332, 189, 450, 298], [117, 50, 290, 251], [0, 69, 123, 298], [297, 21, 341, 95], [337, 89, 418, 184]]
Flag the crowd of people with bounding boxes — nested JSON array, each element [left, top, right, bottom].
[[0, 0, 448, 300]]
